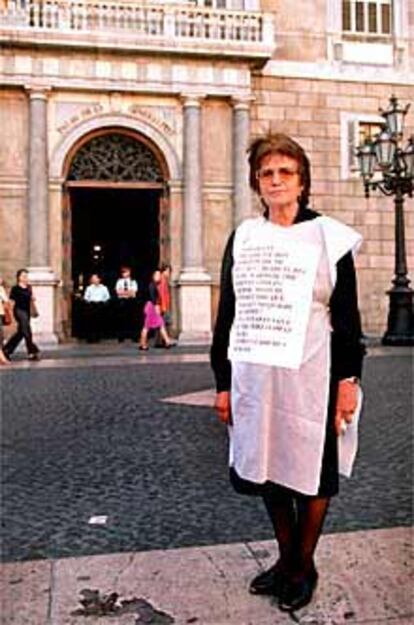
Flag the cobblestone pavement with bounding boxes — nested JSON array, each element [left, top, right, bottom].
[[0, 347, 412, 562]]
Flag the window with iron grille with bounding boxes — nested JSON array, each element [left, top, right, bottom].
[[342, 0, 392, 35]]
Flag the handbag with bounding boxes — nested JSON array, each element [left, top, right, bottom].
[[3, 302, 13, 326], [30, 299, 39, 318]]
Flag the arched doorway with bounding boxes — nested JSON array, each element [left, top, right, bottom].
[[63, 128, 170, 338]]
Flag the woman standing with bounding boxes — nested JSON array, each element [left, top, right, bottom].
[[211, 134, 364, 612], [3, 269, 40, 361], [138, 270, 175, 351], [0, 276, 10, 365]]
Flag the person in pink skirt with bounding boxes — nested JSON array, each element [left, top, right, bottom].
[[139, 270, 175, 351]]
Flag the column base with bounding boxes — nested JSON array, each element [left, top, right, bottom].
[[178, 270, 212, 344], [28, 267, 59, 346]]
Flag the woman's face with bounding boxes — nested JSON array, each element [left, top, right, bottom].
[[153, 271, 161, 283], [257, 153, 303, 213], [18, 271, 29, 286]]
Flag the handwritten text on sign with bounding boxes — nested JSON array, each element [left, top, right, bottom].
[[228, 238, 320, 369]]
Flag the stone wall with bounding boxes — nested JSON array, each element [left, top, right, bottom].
[[261, 0, 327, 62], [249, 76, 414, 336], [0, 89, 28, 282]]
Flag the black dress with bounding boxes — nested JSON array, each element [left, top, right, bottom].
[[210, 206, 365, 498]]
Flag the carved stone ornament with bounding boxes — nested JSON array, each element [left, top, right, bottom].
[[68, 133, 163, 182]]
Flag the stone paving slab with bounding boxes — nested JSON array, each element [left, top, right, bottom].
[[162, 388, 216, 407], [0, 353, 209, 371], [0, 559, 52, 625], [1, 527, 412, 625]]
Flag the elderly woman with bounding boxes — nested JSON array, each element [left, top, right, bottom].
[[211, 134, 364, 612]]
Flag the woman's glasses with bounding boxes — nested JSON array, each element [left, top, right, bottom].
[[256, 167, 299, 183]]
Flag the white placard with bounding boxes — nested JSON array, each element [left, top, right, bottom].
[[228, 238, 320, 369]]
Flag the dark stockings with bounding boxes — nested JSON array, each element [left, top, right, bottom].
[[296, 496, 330, 575], [263, 490, 297, 575], [263, 490, 330, 580]]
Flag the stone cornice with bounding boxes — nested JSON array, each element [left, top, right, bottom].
[[262, 59, 414, 86], [0, 76, 252, 101]]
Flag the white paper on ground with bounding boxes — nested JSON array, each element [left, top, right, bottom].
[[338, 386, 364, 478], [88, 515, 108, 525]]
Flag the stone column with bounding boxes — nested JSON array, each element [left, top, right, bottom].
[[26, 88, 58, 345], [232, 97, 252, 226], [178, 95, 212, 343]]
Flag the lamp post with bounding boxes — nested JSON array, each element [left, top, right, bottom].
[[356, 95, 414, 346]]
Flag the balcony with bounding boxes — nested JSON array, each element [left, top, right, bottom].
[[0, 1, 275, 64]]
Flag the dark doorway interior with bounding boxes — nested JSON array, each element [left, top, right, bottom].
[[70, 187, 161, 337]]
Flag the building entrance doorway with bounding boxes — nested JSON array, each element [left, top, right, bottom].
[[71, 187, 161, 295], [63, 129, 170, 339]]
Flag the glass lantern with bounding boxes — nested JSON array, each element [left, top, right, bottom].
[[382, 95, 410, 138], [374, 128, 396, 170], [356, 142, 375, 180]]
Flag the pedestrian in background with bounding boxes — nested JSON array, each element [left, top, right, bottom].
[[3, 269, 40, 361], [139, 270, 175, 351], [83, 273, 110, 343], [115, 266, 138, 342], [211, 133, 364, 612], [154, 263, 174, 347], [159, 263, 172, 329], [0, 276, 10, 365]]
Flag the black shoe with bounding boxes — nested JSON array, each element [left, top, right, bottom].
[[28, 352, 41, 361], [278, 568, 318, 612], [249, 561, 285, 596]]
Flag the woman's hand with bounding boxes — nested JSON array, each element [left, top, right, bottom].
[[335, 379, 359, 436], [214, 391, 232, 425]]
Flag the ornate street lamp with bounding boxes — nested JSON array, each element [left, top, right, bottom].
[[356, 95, 414, 345]]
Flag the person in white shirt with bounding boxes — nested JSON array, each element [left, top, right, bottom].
[[83, 274, 110, 342], [115, 266, 139, 342], [84, 274, 110, 303]]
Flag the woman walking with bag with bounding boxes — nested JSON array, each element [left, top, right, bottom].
[[0, 276, 10, 365], [3, 269, 40, 361], [138, 270, 175, 351]]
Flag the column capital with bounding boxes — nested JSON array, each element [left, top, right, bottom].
[[180, 94, 205, 109], [24, 85, 52, 100], [231, 95, 255, 111]]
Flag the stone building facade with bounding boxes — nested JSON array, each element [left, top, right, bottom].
[[0, 0, 413, 343]]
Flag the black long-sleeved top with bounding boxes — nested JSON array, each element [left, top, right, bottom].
[[210, 207, 365, 392]]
